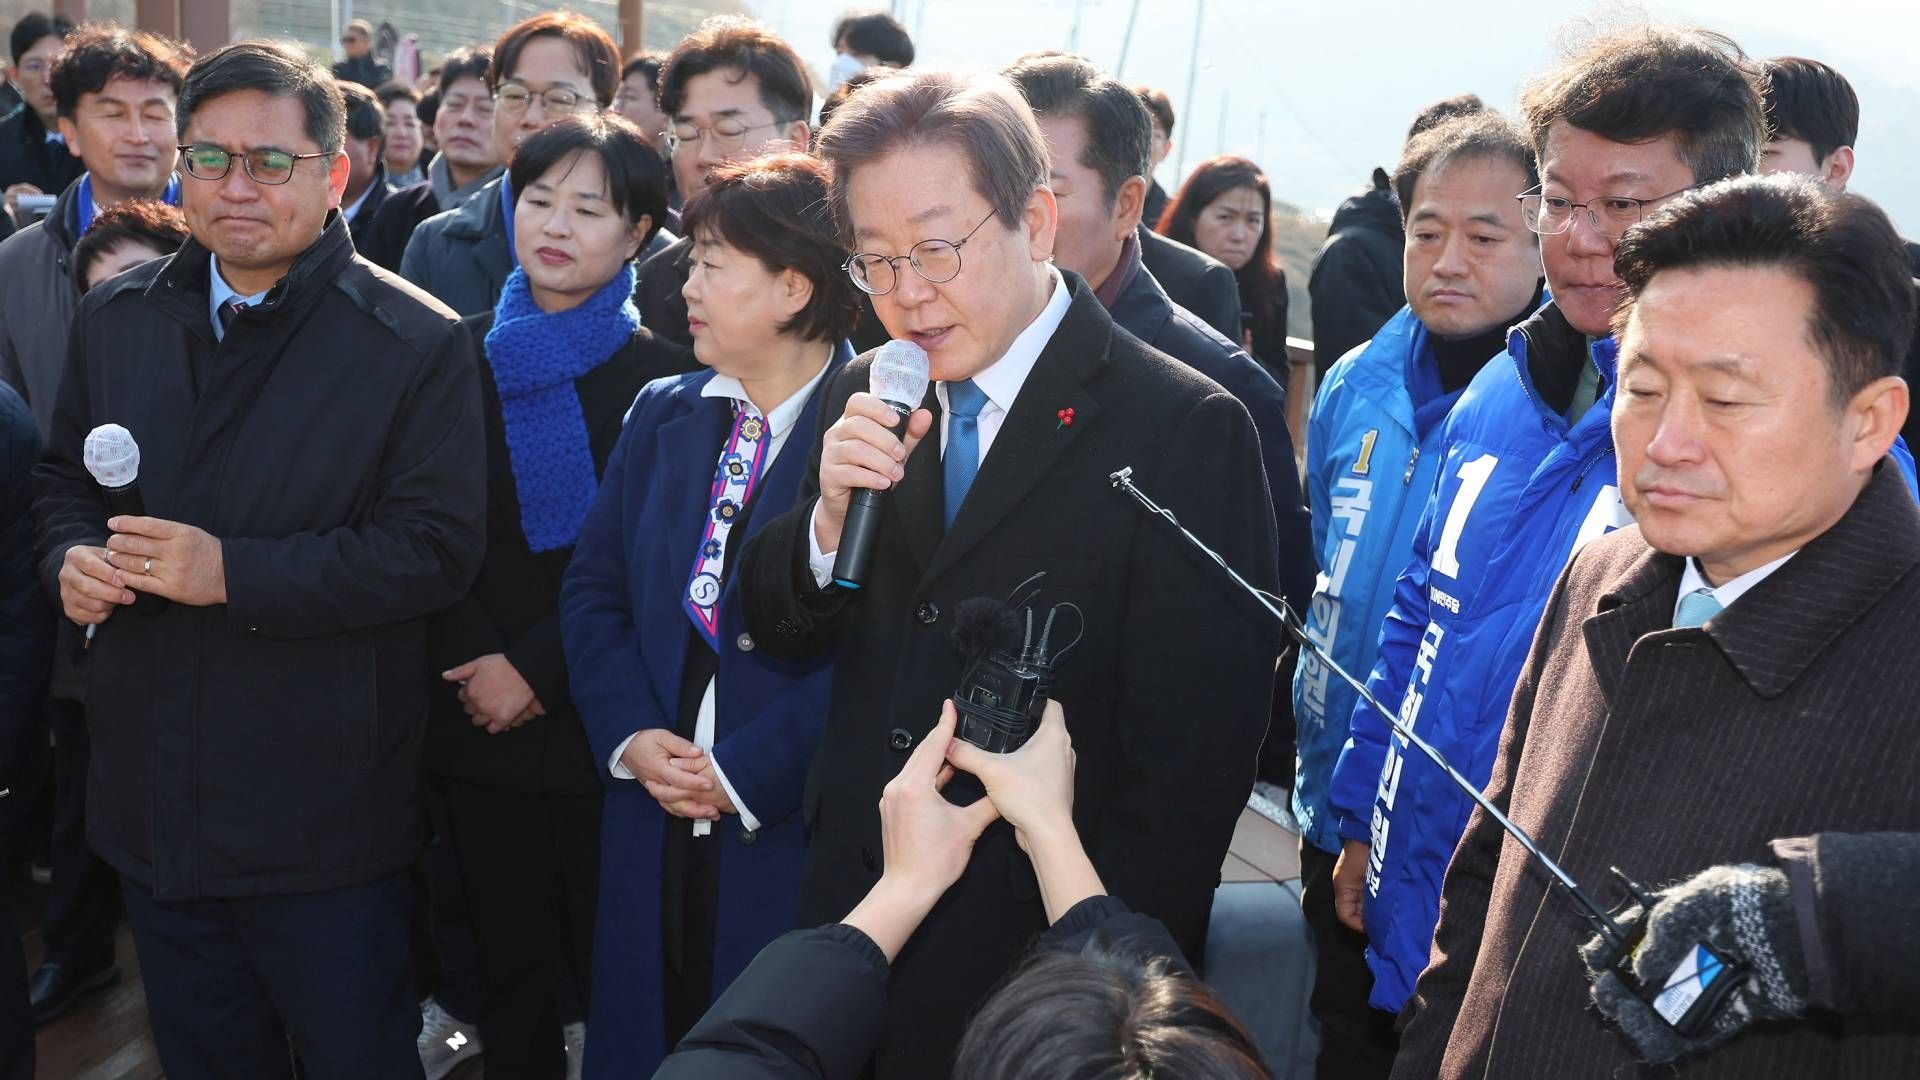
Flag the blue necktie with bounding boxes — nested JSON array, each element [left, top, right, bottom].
[[1674, 588, 1723, 628], [943, 379, 987, 530]]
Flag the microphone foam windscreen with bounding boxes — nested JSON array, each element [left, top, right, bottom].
[[869, 339, 931, 409], [84, 424, 140, 488]]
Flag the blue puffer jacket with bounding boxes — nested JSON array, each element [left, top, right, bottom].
[[1327, 302, 1920, 1013], [1292, 307, 1464, 857]]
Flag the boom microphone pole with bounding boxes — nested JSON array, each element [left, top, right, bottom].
[[1108, 465, 1746, 1040]]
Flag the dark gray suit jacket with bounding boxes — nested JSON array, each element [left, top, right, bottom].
[[1138, 225, 1241, 342]]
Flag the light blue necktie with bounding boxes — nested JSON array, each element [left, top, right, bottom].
[[1674, 588, 1723, 629], [943, 379, 987, 530]]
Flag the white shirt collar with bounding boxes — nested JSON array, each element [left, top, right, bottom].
[[1675, 551, 1795, 621], [208, 253, 272, 339], [937, 266, 1070, 412], [44, 129, 62, 145], [341, 183, 373, 223], [700, 351, 834, 439]]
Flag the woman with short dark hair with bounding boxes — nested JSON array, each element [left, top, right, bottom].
[[1159, 156, 1292, 383], [561, 150, 857, 1077], [427, 112, 692, 1080], [71, 199, 188, 290]]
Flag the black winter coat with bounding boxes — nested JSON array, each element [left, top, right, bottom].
[[656, 895, 1190, 1079], [426, 312, 697, 794], [1109, 261, 1313, 613], [359, 180, 439, 272], [634, 233, 694, 346], [1137, 225, 1241, 342], [1308, 172, 1405, 377], [33, 215, 486, 900], [0, 382, 49, 841], [737, 274, 1280, 1076], [345, 163, 393, 256], [0, 107, 81, 202]]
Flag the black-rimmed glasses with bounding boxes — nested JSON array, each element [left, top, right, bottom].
[[177, 144, 335, 186], [844, 210, 996, 296], [1517, 184, 1697, 239]]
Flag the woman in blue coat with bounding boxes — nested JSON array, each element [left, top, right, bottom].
[[560, 151, 858, 1075]]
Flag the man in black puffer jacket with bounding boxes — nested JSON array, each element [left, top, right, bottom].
[[33, 43, 483, 1080], [1308, 167, 1404, 378]]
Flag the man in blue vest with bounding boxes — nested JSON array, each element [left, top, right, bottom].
[[1324, 26, 1772, 1019], [1291, 109, 1543, 1078]]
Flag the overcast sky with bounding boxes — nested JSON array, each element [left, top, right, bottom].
[[747, 0, 1920, 232]]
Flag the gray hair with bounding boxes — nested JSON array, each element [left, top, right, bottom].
[[815, 69, 1048, 245]]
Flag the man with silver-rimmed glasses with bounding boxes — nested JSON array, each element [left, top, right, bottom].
[[734, 68, 1280, 1077], [33, 40, 482, 1079], [1323, 26, 1771, 1045]]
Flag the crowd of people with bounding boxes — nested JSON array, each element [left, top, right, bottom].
[[0, 5, 1917, 1080]]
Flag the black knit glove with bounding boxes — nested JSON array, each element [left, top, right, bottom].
[[1580, 863, 1809, 1064]]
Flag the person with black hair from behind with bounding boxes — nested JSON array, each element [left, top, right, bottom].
[[657, 700, 1270, 1080]]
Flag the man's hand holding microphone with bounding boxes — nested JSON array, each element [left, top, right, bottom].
[[812, 340, 932, 586]]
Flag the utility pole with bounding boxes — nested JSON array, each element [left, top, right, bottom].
[[1173, 0, 1204, 183], [619, 0, 646, 53], [1115, 0, 1142, 76], [1217, 90, 1228, 158], [1257, 109, 1267, 165]]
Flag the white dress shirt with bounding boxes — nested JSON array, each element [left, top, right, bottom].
[[208, 254, 271, 341], [341, 183, 374, 226], [608, 356, 834, 836], [1673, 551, 1795, 624], [806, 268, 1071, 585]]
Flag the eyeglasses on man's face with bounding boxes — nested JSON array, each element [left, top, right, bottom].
[[1516, 185, 1695, 239], [664, 117, 785, 156], [177, 144, 335, 186], [494, 85, 587, 116], [843, 210, 997, 297]]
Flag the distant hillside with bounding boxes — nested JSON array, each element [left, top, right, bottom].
[[1271, 199, 1325, 342]]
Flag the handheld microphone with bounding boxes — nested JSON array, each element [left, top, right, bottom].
[[831, 339, 930, 589], [83, 424, 167, 623]]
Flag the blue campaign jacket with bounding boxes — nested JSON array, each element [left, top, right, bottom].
[[1292, 307, 1467, 856], [1326, 303, 1920, 1013], [560, 349, 846, 1074]]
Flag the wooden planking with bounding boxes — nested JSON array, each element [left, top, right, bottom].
[[1229, 807, 1301, 883], [15, 799, 1303, 1079]]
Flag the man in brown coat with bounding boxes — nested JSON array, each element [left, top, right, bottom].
[[1394, 175, 1920, 1076]]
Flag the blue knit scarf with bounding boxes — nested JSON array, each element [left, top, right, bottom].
[[484, 262, 640, 552]]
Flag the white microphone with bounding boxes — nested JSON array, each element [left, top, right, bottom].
[[832, 340, 930, 588], [84, 424, 143, 517], [81, 424, 162, 637]]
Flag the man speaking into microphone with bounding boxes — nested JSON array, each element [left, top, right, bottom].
[[736, 69, 1280, 1077]]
